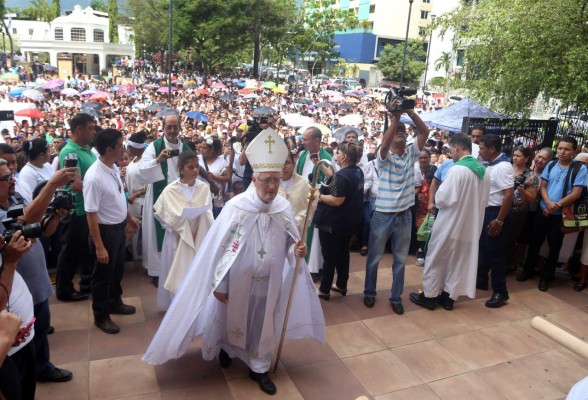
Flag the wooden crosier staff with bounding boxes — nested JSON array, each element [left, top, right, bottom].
[[272, 159, 336, 373]]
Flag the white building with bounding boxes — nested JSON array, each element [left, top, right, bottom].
[[6, 5, 134, 77]]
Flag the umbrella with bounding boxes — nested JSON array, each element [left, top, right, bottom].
[[83, 101, 104, 110], [61, 88, 80, 96], [21, 89, 45, 101], [244, 93, 259, 99], [261, 81, 276, 89], [297, 123, 331, 136], [145, 103, 167, 112], [211, 82, 227, 89], [219, 94, 237, 101], [81, 89, 100, 96], [25, 82, 40, 88], [15, 108, 44, 119], [186, 111, 209, 122], [195, 88, 210, 96], [79, 107, 101, 118], [42, 79, 64, 89], [185, 80, 197, 85], [8, 88, 25, 97], [155, 108, 179, 118], [272, 87, 286, 94], [0, 72, 19, 82], [91, 75, 105, 82], [43, 65, 58, 72], [185, 84, 198, 89], [339, 114, 363, 126], [88, 92, 109, 101], [284, 113, 313, 128], [329, 96, 345, 103], [238, 89, 252, 95], [156, 87, 178, 93], [338, 103, 355, 110], [117, 84, 135, 95], [236, 81, 246, 88], [320, 90, 339, 96], [344, 90, 359, 97], [144, 84, 159, 90], [345, 97, 360, 104], [253, 106, 276, 117], [171, 79, 184, 85], [293, 98, 312, 105], [315, 102, 335, 108], [333, 127, 363, 140]]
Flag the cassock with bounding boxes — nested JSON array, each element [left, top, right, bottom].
[[153, 179, 214, 310], [137, 137, 184, 277], [143, 187, 325, 371], [422, 164, 490, 300]]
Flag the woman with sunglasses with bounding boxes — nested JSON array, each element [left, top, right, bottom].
[[313, 140, 364, 300]]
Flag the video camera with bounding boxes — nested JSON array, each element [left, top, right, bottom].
[[1, 205, 44, 243], [244, 117, 267, 143], [47, 189, 75, 214], [385, 86, 418, 112]]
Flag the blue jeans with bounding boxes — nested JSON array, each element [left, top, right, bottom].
[[364, 210, 412, 304], [361, 197, 376, 247]]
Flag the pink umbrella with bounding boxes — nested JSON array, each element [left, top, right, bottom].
[[81, 89, 100, 96], [211, 82, 226, 89], [15, 108, 44, 119], [156, 87, 178, 93], [88, 92, 109, 101], [195, 88, 211, 96], [42, 79, 64, 89], [117, 84, 135, 95]]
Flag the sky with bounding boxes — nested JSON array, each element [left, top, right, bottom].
[[6, 0, 127, 13]]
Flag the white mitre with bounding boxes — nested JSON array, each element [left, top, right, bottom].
[[245, 128, 288, 173]]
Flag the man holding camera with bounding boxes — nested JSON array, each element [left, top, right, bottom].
[[138, 114, 191, 286], [55, 112, 97, 302], [85, 129, 140, 334], [363, 102, 428, 315]]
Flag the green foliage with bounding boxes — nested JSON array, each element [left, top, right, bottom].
[[51, 0, 60, 18], [20, 0, 52, 21], [435, 0, 588, 115], [377, 39, 427, 85], [428, 76, 446, 90], [108, 0, 118, 44], [89, 0, 108, 12]]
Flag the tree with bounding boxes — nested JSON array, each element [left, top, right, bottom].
[[20, 0, 52, 21], [434, 51, 452, 98], [90, 0, 108, 12], [428, 76, 446, 90], [51, 0, 60, 19], [435, 0, 588, 115], [108, 0, 118, 44], [377, 39, 427, 86]]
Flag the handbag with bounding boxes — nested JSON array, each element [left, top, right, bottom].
[[417, 213, 431, 242], [561, 161, 588, 233]]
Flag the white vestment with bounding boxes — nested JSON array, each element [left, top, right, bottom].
[[143, 187, 325, 371], [153, 179, 213, 310], [137, 138, 183, 276], [423, 165, 490, 300]]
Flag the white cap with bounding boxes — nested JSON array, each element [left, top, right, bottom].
[[245, 128, 288, 173]]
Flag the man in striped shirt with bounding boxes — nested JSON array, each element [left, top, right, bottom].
[[363, 105, 429, 314]]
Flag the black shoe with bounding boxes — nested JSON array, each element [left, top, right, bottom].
[[318, 292, 330, 301], [248, 370, 276, 395], [94, 318, 120, 334], [363, 297, 375, 308], [218, 349, 232, 369], [311, 273, 322, 283], [391, 302, 404, 315], [109, 303, 136, 315], [37, 367, 73, 382], [516, 272, 533, 282], [151, 277, 159, 288], [57, 290, 89, 302], [538, 278, 549, 292], [331, 286, 347, 296], [476, 281, 488, 291], [574, 282, 586, 292], [360, 248, 368, 256], [47, 326, 55, 335], [409, 291, 436, 310], [436, 291, 454, 311], [485, 292, 509, 308]]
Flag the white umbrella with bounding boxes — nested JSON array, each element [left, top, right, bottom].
[[297, 123, 331, 136], [330, 95, 345, 103], [21, 89, 45, 101], [61, 88, 80, 97], [284, 113, 313, 128], [320, 90, 339, 96], [339, 114, 363, 126]]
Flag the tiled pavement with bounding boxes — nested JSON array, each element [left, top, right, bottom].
[[39, 253, 588, 399]]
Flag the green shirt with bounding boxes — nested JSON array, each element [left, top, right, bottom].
[[59, 140, 97, 216]]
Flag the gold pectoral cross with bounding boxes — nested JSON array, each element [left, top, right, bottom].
[[264, 135, 275, 154]]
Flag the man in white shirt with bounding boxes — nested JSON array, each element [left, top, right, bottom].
[[84, 128, 139, 334]]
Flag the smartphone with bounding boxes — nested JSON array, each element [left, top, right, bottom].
[[13, 317, 36, 346], [64, 153, 78, 168]]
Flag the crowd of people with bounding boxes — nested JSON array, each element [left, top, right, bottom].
[[0, 69, 587, 397]]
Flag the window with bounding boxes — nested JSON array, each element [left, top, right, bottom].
[[419, 27, 427, 36], [369, 5, 375, 13], [55, 28, 63, 40], [28, 29, 33, 36], [421, 10, 429, 19], [12, 28, 16, 34], [423, 0, 431, 3], [93, 29, 104, 43], [71, 28, 86, 42]]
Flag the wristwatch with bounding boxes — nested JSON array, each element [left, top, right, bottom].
[[495, 219, 504, 226]]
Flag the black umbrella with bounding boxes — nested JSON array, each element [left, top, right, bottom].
[[339, 103, 355, 110], [293, 98, 312, 105], [83, 101, 104, 110], [91, 75, 105, 82], [80, 107, 101, 118], [185, 84, 198, 89], [43, 65, 58, 72], [155, 108, 179, 118], [219, 94, 237, 102], [315, 102, 335, 108], [253, 106, 276, 117], [146, 102, 168, 112]]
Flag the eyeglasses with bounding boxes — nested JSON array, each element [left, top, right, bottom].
[[257, 177, 282, 187], [0, 173, 14, 183]]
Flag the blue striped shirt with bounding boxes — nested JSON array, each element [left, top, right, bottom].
[[375, 142, 419, 212]]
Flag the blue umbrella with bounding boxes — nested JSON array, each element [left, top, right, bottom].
[[8, 88, 25, 97], [186, 111, 209, 123], [236, 81, 246, 88], [244, 93, 259, 99]]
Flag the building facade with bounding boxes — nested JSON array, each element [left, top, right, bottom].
[[5, 5, 134, 78]]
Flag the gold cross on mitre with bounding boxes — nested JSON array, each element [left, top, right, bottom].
[[264, 135, 276, 154]]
